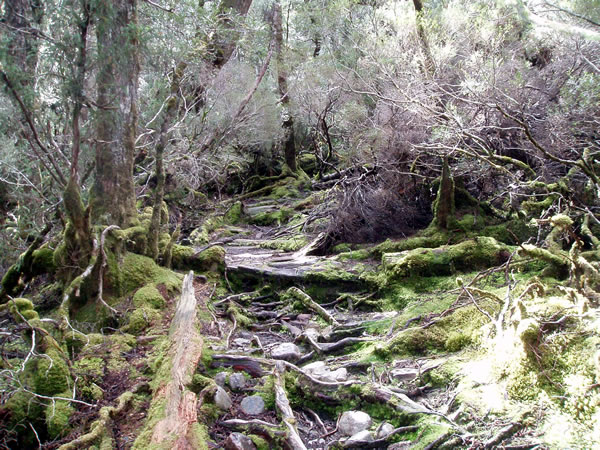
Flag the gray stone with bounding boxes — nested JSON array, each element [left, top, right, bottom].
[[224, 432, 257, 450], [338, 411, 372, 436], [215, 372, 228, 387], [232, 338, 252, 348], [228, 372, 247, 391], [303, 361, 348, 382], [346, 430, 374, 444], [390, 367, 419, 382], [271, 342, 302, 361], [376, 422, 395, 439], [240, 395, 265, 415], [388, 442, 411, 450], [215, 386, 232, 410]]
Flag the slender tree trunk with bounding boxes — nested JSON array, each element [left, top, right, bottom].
[[91, 0, 140, 227], [148, 62, 186, 260], [273, 0, 297, 172], [2, 0, 44, 107], [412, 0, 435, 74]]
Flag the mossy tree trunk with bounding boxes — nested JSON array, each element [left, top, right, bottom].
[[412, 0, 435, 74], [148, 62, 186, 260], [91, 0, 140, 227], [433, 156, 455, 229], [273, 0, 297, 173]]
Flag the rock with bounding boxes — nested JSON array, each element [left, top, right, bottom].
[[329, 367, 348, 381], [338, 411, 372, 436], [215, 386, 232, 410], [388, 442, 411, 450], [303, 361, 348, 382], [215, 372, 228, 387], [271, 342, 302, 361], [240, 395, 265, 415], [224, 432, 257, 450], [346, 430, 374, 444], [376, 422, 395, 439], [232, 338, 252, 348], [228, 372, 247, 391], [390, 368, 419, 382]]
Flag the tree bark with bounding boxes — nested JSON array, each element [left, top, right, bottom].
[[412, 0, 435, 74], [273, 0, 297, 172], [91, 0, 140, 227]]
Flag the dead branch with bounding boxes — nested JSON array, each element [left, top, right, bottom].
[[273, 361, 307, 450]]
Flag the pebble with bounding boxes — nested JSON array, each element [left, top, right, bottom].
[[271, 342, 303, 361], [214, 386, 232, 410], [228, 372, 247, 391], [240, 395, 265, 415], [224, 432, 257, 450], [338, 410, 372, 436]]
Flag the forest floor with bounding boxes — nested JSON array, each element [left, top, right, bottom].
[[3, 184, 600, 450]]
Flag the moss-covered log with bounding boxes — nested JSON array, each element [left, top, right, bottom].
[[382, 236, 512, 278]]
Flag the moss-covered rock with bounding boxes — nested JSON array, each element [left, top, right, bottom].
[[133, 284, 166, 309], [224, 201, 244, 224], [171, 244, 225, 273], [126, 307, 161, 334], [116, 252, 182, 295]]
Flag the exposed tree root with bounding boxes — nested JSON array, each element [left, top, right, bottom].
[[58, 382, 147, 450]]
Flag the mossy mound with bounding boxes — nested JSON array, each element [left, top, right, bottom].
[[171, 245, 225, 273], [113, 252, 182, 296], [133, 284, 166, 309], [8, 297, 39, 322], [382, 237, 513, 279], [45, 391, 75, 438]]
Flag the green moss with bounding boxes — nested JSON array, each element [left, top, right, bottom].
[[444, 331, 472, 352], [190, 216, 224, 245], [383, 237, 513, 279], [171, 245, 225, 273], [133, 284, 166, 309], [8, 297, 39, 323], [249, 207, 293, 226], [45, 391, 75, 438], [31, 248, 56, 274], [3, 390, 43, 427], [126, 307, 161, 334], [119, 252, 182, 295], [224, 201, 243, 224], [521, 194, 557, 215], [33, 348, 71, 396], [249, 434, 270, 450], [190, 374, 213, 393], [259, 236, 308, 252]]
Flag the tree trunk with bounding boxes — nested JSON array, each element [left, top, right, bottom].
[[148, 62, 186, 260], [273, 0, 297, 172], [412, 0, 435, 74], [91, 0, 140, 227], [2, 0, 44, 107]]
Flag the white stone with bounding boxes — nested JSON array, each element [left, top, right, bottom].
[[346, 430, 374, 444], [376, 422, 395, 439], [271, 342, 302, 361], [215, 386, 232, 410], [338, 410, 372, 436], [390, 368, 419, 382]]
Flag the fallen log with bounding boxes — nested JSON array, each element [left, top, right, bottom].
[[135, 271, 206, 449]]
